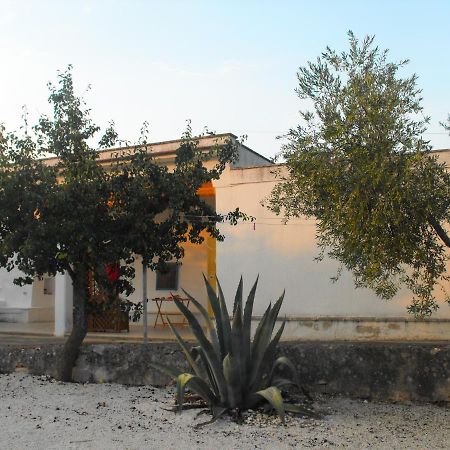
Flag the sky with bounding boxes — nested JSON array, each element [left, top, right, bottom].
[[1, 0, 449, 159]]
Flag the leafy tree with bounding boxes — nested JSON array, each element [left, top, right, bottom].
[[442, 114, 450, 135], [268, 32, 450, 316], [0, 67, 245, 381]]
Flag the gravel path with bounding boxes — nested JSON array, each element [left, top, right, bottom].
[[0, 373, 449, 449]]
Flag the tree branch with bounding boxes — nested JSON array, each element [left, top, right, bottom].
[[428, 215, 450, 248], [66, 264, 75, 280]]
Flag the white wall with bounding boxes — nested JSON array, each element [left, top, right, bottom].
[[0, 267, 33, 308], [215, 165, 450, 320]]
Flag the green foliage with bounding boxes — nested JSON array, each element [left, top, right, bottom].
[[268, 32, 450, 316], [0, 66, 245, 293], [442, 114, 450, 135], [151, 277, 315, 425], [0, 66, 248, 379]]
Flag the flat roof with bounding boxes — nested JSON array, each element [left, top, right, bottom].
[[42, 133, 272, 165]]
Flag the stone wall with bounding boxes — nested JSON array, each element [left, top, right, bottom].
[[0, 341, 448, 402], [279, 342, 450, 402]]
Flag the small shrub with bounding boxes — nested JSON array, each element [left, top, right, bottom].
[[151, 276, 315, 425]]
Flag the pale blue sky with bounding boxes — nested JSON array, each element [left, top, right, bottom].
[[1, 0, 449, 157]]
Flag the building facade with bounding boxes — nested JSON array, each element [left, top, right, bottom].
[[1, 135, 449, 340]]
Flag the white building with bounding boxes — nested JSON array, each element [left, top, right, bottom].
[[1, 134, 449, 340]]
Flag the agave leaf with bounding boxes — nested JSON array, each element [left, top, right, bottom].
[[232, 276, 243, 318], [271, 377, 297, 389], [202, 274, 226, 359], [231, 298, 245, 392], [182, 288, 220, 353], [216, 277, 232, 356], [264, 321, 286, 366], [212, 405, 228, 419], [231, 292, 243, 336], [148, 361, 181, 380], [269, 356, 300, 389], [284, 403, 320, 418], [243, 275, 259, 330], [195, 345, 220, 399], [181, 288, 214, 332], [245, 392, 264, 410], [167, 318, 202, 378], [266, 291, 285, 335], [190, 345, 201, 361], [252, 321, 286, 391], [176, 373, 194, 411], [194, 406, 228, 429], [255, 386, 285, 421], [223, 354, 242, 408], [188, 377, 219, 406], [251, 302, 271, 357], [195, 409, 210, 418], [247, 303, 272, 388], [247, 303, 273, 387], [243, 276, 259, 371], [161, 404, 205, 413], [174, 297, 228, 403], [176, 373, 217, 412], [249, 292, 285, 388], [222, 354, 232, 382]]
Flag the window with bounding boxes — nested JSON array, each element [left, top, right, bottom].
[[155, 263, 179, 290]]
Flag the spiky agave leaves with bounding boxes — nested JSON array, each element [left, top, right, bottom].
[[149, 276, 316, 423]]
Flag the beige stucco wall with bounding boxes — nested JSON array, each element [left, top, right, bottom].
[[214, 163, 450, 322], [434, 149, 450, 168]]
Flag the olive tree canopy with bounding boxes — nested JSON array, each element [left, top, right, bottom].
[[268, 32, 450, 316]]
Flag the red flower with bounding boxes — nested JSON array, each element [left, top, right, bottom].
[[105, 263, 120, 282]]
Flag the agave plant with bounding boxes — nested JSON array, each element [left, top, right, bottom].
[[150, 276, 315, 424]]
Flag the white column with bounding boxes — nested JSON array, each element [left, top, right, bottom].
[[54, 272, 73, 336], [143, 262, 148, 343]]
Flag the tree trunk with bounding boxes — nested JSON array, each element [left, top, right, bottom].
[[57, 267, 88, 382], [428, 215, 450, 248]]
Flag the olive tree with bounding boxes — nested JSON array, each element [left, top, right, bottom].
[[268, 32, 450, 316], [0, 67, 244, 380], [442, 114, 450, 135]]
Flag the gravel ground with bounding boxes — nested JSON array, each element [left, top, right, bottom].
[[0, 373, 449, 450]]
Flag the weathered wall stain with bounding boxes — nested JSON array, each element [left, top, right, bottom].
[[355, 325, 381, 336], [321, 321, 333, 330]]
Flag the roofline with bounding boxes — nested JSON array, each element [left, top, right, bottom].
[[41, 132, 271, 165], [231, 148, 450, 171], [95, 132, 240, 155], [431, 148, 450, 153], [238, 143, 273, 164], [230, 163, 278, 171]]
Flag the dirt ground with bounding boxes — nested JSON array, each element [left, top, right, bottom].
[[0, 373, 449, 449]]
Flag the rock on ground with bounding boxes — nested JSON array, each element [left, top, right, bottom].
[[0, 373, 449, 449]]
